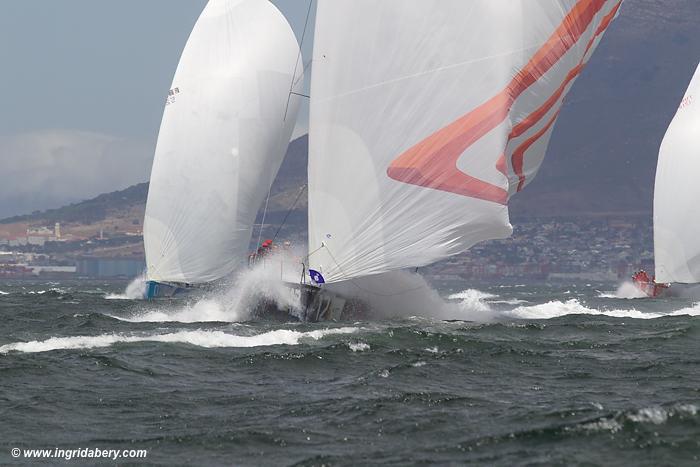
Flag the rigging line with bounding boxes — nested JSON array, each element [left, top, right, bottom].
[[323, 246, 429, 297], [290, 91, 311, 99], [266, 0, 312, 246], [271, 184, 307, 244], [283, 0, 314, 121], [256, 186, 272, 248], [293, 58, 313, 88], [304, 244, 325, 262]]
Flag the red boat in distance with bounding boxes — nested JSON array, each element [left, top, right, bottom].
[[632, 270, 669, 298]]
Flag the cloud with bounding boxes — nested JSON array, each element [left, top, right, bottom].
[[0, 130, 153, 218]]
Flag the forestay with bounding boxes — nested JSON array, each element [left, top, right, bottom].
[[654, 63, 700, 284], [308, 0, 621, 283], [144, 0, 302, 284]]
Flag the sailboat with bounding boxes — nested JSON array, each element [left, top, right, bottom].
[[143, 0, 622, 319], [302, 0, 622, 317], [637, 62, 700, 297], [143, 0, 303, 298]]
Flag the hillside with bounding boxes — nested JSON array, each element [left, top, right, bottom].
[[0, 183, 148, 226]]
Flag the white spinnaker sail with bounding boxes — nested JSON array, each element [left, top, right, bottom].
[[308, 0, 621, 283], [144, 0, 301, 284], [654, 63, 700, 284]]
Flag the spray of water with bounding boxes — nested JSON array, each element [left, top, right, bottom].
[[597, 281, 647, 299], [325, 270, 499, 321], [122, 250, 304, 323], [105, 274, 148, 300]]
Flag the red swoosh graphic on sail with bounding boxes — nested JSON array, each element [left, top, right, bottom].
[[386, 0, 620, 204], [510, 0, 622, 191]]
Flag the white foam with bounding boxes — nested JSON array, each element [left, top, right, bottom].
[[448, 289, 496, 312], [627, 407, 668, 424], [488, 299, 529, 305], [0, 290, 8, 295], [448, 290, 496, 300], [597, 281, 647, 299], [0, 327, 359, 354], [348, 342, 370, 352], [576, 404, 699, 433], [675, 403, 699, 416], [105, 294, 130, 300], [579, 418, 622, 433], [625, 404, 699, 425], [505, 299, 700, 320]]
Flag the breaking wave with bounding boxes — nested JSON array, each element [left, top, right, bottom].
[[448, 289, 496, 312], [0, 290, 8, 295], [505, 299, 700, 320], [0, 327, 359, 354]]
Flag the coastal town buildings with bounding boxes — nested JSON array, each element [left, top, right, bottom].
[[0, 217, 654, 281]]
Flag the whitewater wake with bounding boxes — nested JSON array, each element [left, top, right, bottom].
[[0, 327, 359, 354], [505, 298, 700, 320]]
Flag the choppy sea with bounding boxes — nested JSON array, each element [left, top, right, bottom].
[[1, 278, 698, 466]]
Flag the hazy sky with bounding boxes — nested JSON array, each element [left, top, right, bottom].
[[0, 0, 314, 218]]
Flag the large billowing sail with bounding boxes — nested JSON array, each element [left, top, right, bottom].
[[307, 0, 621, 283], [144, 0, 301, 284], [654, 63, 700, 284]]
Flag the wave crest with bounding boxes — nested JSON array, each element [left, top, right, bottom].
[[506, 299, 700, 320], [0, 327, 359, 354]]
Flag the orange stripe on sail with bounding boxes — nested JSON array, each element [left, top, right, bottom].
[[512, 110, 561, 192], [386, 0, 612, 204], [510, 0, 622, 187]]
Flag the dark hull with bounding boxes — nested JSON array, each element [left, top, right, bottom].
[[253, 283, 367, 322]]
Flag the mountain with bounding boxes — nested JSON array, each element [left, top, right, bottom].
[[510, 0, 700, 217], [5, 0, 700, 231], [0, 183, 149, 226]]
